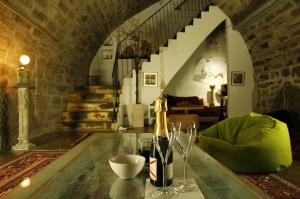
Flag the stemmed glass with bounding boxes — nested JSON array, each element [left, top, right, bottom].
[[174, 121, 198, 192], [150, 128, 176, 199]]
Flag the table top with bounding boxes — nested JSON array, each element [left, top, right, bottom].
[[4, 133, 266, 199]]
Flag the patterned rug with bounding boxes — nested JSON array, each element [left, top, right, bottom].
[[241, 174, 300, 199], [0, 133, 91, 196], [0, 151, 65, 196]]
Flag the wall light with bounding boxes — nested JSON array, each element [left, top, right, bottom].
[[17, 55, 30, 84], [19, 55, 30, 67]]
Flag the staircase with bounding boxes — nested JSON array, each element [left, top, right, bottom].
[[57, 86, 115, 132], [140, 6, 227, 105], [112, 0, 212, 120]]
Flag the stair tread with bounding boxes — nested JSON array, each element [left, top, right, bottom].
[[68, 99, 113, 103], [61, 111, 114, 113], [66, 102, 113, 105], [57, 129, 115, 132], [74, 87, 113, 91], [60, 119, 112, 123], [75, 85, 113, 89], [70, 91, 113, 94], [59, 83, 116, 131], [57, 121, 113, 130], [73, 89, 113, 95], [65, 109, 114, 112], [61, 120, 112, 123]]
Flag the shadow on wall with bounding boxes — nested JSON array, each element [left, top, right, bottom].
[[267, 85, 300, 161], [270, 85, 300, 133], [0, 80, 11, 152], [0, 64, 19, 151]]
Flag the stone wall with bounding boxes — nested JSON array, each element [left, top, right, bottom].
[[214, 0, 255, 19], [215, 0, 300, 126], [1, 0, 299, 147], [0, 0, 157, 147]]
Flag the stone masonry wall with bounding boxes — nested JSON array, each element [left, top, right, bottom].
[[0, 0, 157, 148], [214, 0, 255, 19], [215, 0, 300, 127], [1, 0, 299, 148]]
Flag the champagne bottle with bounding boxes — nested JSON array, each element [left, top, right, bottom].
[[150, 97, 173, 187]]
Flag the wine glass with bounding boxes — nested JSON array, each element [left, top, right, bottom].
[[174, 121, 198, 193], [150, 128, 176, 199]]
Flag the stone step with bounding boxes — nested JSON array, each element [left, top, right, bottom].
[[65, 102, 113, 112], [68, 92, 113, 102], [57, 121, 113, 131], [74, 86, 113, 94], [61, 111, 113, 122]]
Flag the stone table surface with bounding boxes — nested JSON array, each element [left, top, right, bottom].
[[3, 133, 267, 199]]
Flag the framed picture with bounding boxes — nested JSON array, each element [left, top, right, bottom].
[[231, 71, 245, 86], [102, 49, 113, 59], [143, 72, 158, 87]]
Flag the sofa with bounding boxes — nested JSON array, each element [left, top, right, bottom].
[[199, 112, 292, 173]]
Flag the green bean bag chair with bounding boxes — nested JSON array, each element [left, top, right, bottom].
[[199, 112, 292, 173]]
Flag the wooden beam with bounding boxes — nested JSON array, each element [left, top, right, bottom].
[[0, 0, 58, 42]]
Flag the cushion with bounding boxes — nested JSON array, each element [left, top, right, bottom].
[[199, 112, 292, 173]]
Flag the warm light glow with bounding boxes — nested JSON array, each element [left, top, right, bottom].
[[20, 177, 31, 188], [19, 55, 30, 65]]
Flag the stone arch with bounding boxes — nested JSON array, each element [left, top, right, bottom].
[[215, 1, 300, 117], [0, 0, 158, 138]]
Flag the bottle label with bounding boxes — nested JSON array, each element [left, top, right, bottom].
[[150, 157, 157, 181], [150, 157, 173, 181]]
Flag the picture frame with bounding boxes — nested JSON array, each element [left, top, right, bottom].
[[102, 49, 113, 59], [143, 72, 158, 87], [231, 71, 245, 86]]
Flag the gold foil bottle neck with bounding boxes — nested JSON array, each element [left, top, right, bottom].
[[154, 97, 168, 137], [154, 97, 168, 113]]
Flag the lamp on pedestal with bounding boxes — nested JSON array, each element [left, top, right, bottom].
[[209, 85, 215, 107], [12, 55, 35, 151]]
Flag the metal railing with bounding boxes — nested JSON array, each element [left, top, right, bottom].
[[112, 0, 211, 121]]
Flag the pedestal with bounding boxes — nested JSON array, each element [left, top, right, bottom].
[[132, 104, 144, 127], [12, 87, 35, 151]]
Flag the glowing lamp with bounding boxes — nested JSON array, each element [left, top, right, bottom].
[[17, 55, 30, 84], [19, 55, 30, 65]]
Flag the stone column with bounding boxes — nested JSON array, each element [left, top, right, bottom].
[[12, 86, 34, 151], [12, 65, 35, 152], [132, 104, 144, 127]]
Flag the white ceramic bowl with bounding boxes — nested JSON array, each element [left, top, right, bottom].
[[109, 154, 145, 179]]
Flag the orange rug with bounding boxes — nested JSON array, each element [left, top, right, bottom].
[[241, 174, 300, 199], [0, 133, 91, 196], [0, 151, 65, 196]]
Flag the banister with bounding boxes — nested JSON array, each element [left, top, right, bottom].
[[119, 0, 173, 44], [112, 0, 212, 122]]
